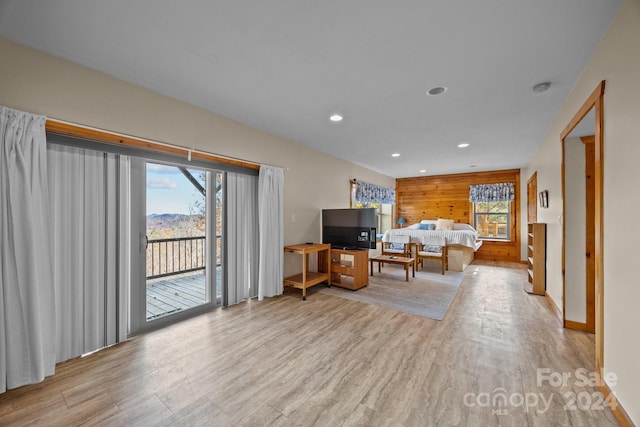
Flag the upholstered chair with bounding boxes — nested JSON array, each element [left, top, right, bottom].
[[417, 236, 448, 274], [381, 234, 411, 257]]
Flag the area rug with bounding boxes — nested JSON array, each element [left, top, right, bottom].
[[318, 264, 465, 320]]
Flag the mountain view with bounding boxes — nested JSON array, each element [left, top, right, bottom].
[[146, 213, 205, 239]]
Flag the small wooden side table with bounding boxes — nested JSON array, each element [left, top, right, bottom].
[[283, 243, 331, 300]]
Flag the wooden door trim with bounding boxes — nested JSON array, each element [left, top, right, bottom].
[[580, 135, 595, 144], [527, 172, 537, 224], [560, 82, 605, 140], [565, 320, 589, 331], [583, 138, 596, 333], [560, 81, 605, 372]]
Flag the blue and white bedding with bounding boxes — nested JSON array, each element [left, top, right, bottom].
[[382, 221, 482, 250]]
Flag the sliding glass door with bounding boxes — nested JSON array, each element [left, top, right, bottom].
[[130, 159, 223, 334]]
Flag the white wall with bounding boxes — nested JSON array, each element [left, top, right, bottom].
[[525, 0, 640, 422], [564, 137, 586, 323], [0, 37, 395, 278], [522, 154, 563, 306]]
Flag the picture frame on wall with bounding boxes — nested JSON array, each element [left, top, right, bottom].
[[539, 190, 549, 208]]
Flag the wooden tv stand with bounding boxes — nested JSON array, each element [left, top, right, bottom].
[[319, 248, 369, 290]]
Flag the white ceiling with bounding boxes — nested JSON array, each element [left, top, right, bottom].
[[0, 0, 621, 178]]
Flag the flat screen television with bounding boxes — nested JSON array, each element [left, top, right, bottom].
[[322, 208, 377, 250]]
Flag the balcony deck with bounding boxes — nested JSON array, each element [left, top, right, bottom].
[[146, 271, 207, 320]]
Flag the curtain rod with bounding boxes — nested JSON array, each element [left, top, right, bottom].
[[45, 117, 271, 171]]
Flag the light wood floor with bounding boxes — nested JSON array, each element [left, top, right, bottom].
[[0, 261, 619, 426]]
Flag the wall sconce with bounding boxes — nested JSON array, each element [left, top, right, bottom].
[[398, 217, 405, 228], [539, 190, 549, 208]]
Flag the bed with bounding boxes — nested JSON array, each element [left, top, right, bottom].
[[382, 220, 483, 271]]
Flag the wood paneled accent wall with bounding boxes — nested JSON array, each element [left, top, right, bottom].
[[396, 169, 521, 262]]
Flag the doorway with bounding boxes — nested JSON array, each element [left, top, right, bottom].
[[561, 81, 605, 369], [564, 131, 596, 334], [130, 159, 223, 334], [527, 172, 537, 224]]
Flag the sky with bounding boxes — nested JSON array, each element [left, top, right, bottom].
[[146, 163, 205, 215]]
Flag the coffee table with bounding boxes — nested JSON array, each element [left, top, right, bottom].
[[369, 255, 415, 282]]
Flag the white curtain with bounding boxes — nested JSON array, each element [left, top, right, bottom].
[[225, 172, 258, 306], [0, 107, 56, 393], [47, 144, 129, 362], [258, 165, 284, 300]]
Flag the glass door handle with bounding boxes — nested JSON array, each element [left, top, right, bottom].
[[140, 232, 147, 253]]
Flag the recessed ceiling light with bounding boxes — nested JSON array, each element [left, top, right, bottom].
[[457, 143, 470, 148], [329, 114, 343, 122], [391, 153, 400, 157], [469, 165, 477, 168], [426, 86, 447, 96], [419, 169, 427, 173], [532, 82, 551, 94]]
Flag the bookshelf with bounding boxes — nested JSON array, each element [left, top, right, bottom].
[[525, 223, 546, 295]]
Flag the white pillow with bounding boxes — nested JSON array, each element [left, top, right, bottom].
[[420, 219, 437, 224], [453, 223, 476, 231], [435, 218, 455, 231]]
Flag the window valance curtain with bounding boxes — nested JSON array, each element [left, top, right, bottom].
[[355, 180, 395, 204], [469, 183, 515, 202]]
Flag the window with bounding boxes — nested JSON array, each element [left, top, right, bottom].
[[474, 201, 510, 240], [350, 183, 393, 236], [353, 201, 394, 235]]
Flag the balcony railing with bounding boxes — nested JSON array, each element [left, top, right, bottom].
[[146, 236, 204, 279], [146, 235, 221, 280], [475, 214, 509, 239]]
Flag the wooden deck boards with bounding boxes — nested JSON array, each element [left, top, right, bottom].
[[146, 272, 207, 319]]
